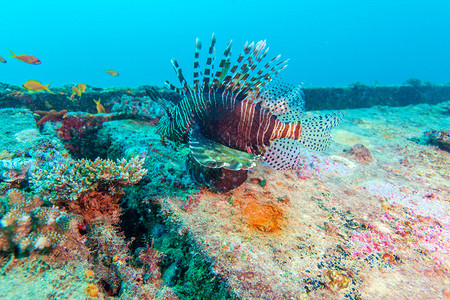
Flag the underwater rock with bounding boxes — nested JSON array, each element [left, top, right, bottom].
[[162, 262, 180, 287], [110, 94, 164, 120], [0, 108, 42, 154], [424, 130, 450, 151], [342, 144, 374, 163]]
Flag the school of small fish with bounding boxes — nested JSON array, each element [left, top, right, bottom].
[[2, 48, 119, 113]]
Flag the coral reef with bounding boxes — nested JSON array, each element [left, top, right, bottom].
[[0, 188, 78, 253], [30, 156, 147, 203], [85, 217, 170, 299], [111, 94, 164, 120], [55, 112, 113, 158], [96, 120, 197, 201]]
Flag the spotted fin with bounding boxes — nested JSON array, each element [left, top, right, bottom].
[[189, 128, 258, 171], [257, 81, 305, 123], [263, 139, 305, 170], [298, 112, 343, 151], [263, 112, 344, 170]]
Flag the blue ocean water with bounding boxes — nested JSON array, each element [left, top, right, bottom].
[[1, 0, 449, 88]]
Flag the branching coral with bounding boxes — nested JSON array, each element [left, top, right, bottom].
[[30, 156, 148, 203], [0, 188, 77, 253]]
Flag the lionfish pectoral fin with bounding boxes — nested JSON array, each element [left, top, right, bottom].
[[298, 112, 344, 151], [258, 81, 306, 123], [263, 112, 344, 170], [188, 129, 258, 171]]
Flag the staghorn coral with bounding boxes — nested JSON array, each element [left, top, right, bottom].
[[0, 188, 77, 253], [30, 156, 147, 203]]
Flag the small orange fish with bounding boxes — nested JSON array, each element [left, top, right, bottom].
[[105, 69, 119, 77], [77, 83, 86, 93], [23, 80, 53, 93], [72, 86, 81, 97], [9, 49, 41, 65], [94, 98, 106, 113], [69, 93, 76, 101], [0, 56, 6, 63]]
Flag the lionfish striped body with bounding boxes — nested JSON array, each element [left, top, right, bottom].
[[148, 34, 342, 191]]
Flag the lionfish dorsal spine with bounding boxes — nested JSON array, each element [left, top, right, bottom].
[[165, 80, 182, 95], [171, 59, 192, 95], [202, 33, 217, 92], [213, 40, 233, 86], [193, 38, 202, 92]]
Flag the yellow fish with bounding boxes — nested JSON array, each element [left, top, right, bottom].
[[105, 69, 119, 77], [9, 49, 41, 65], [0, 56, 6, 63], [23, 80, 53, 93], [77, 83, 86, 93], [94, 98, 106, 113], [72, 86, 81, 96]]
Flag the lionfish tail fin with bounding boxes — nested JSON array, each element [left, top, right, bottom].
[[298, 112, 344, 151]]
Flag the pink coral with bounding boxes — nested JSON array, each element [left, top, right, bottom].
[[351, 229, 394, 258]]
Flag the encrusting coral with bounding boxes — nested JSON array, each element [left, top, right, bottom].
[[0, 188, 78, 253]]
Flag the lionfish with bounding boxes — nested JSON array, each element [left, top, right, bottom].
[[147, 34, 343, 191]]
